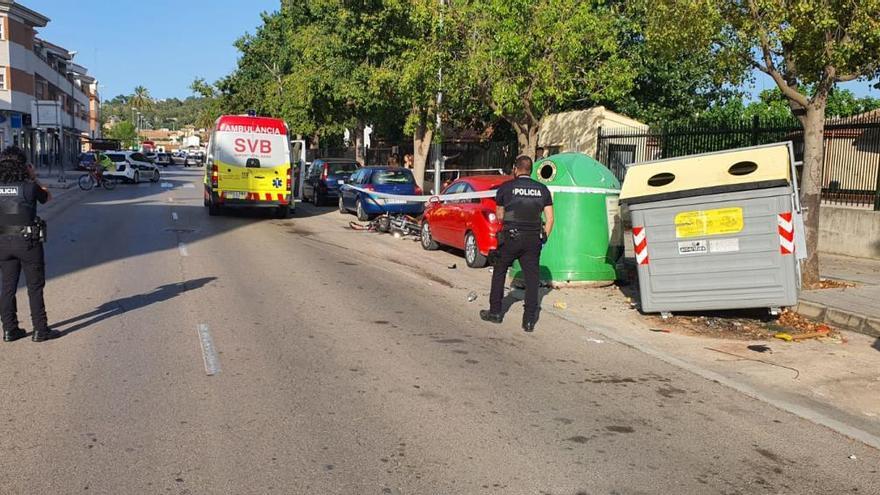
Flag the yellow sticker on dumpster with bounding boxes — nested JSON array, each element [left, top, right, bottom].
[[675, 207, 744, 238]]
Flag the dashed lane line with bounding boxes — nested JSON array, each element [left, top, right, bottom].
[[178, 242, 189, 257], [197, 324, 221, 376], [172, 212, 179, 221]]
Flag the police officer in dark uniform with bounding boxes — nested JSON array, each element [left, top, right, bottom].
[[480, 155, 554, 332], [0, 147, 58, 342]]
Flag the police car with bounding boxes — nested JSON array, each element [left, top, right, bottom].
[[102, 151, 161, 184]]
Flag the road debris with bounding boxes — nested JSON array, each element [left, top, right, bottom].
[[467, 291, 478, 303], [553, 301, 568, 310], [585, 337, 604, 344], [774, 332, 794, 342], [747, 344, 772, 353], [448, 264, 457, 269], [649, 328, 672, 333], [849, 454, 858, 460]]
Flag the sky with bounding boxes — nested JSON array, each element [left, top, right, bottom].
[[23, 0, 280, 101]]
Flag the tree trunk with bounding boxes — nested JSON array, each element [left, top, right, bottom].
[[413, 117, 433, 190], [354, 121, 366, 165], [798, 107, 825, 287], [512, 120, 540, 161]]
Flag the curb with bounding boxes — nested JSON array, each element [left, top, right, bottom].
[[795, 300, 880, 338]]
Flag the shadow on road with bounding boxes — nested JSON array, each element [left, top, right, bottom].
[[51, 277, 217, 337], [873, 339, 880, 353]]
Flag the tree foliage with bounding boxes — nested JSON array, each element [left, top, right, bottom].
[[461, 0, 635, 157], [645, 0, 880, 285]]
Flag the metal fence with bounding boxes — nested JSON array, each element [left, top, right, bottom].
[[306, 140, 517, 171], [596, 114, 880, 210]]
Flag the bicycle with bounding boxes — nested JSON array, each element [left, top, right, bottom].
[[78, 167, 117, 191]]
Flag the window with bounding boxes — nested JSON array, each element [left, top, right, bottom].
[[0, 67, 6, 90], [0, 17, 5, 40]]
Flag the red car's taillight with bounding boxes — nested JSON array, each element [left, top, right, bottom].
[[211, 164, 219, 188]]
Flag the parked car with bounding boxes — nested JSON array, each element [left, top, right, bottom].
[[103, 151, 161, 183], [77, 152, 97, 171], [184, 152, 202, 167], [420, 175, 512, 268], [303, 158, 359, 206], [172, 151, 187, 165], [339, 167, 424, 221], [154, 152, 173, 167], [144, 152, 158, 163]]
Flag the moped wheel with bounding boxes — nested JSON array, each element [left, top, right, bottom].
[[102, 177, 118, 190]]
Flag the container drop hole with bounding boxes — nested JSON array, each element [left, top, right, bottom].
[[538, 161, 557, 182], [647, 172, 675, 187], [728, 161, 758, 176]]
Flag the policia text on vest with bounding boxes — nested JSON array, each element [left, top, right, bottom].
[[0, 149, 58, 343], [481, 156, 555, 333]]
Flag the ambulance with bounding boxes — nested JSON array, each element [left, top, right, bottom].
[[204, 113, 294, 218]]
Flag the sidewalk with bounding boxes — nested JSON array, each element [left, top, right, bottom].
[[797, 254, 880, 337]]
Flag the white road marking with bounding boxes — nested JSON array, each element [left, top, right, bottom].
[[178, 242, 189, 257], [172, 212, 179, 221], [161, 182, 174, 188], [183, 184, 195, 189], [168, 197, 174, 202], [197, 324, 221, 376]]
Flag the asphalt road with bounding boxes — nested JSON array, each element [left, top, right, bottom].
[[0, 168, 877, 494]]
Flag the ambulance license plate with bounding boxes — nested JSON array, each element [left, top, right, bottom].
[[226, 191, 247, 200]]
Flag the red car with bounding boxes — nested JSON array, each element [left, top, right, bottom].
[[420, 175, 512, 268]]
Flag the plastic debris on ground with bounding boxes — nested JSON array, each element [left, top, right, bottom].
[[467, 291, 478, 303], [648, 308, 840, 343], [553, 301, 568, 310]]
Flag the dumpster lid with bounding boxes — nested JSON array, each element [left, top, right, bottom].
[[620, 143, 793, 204]]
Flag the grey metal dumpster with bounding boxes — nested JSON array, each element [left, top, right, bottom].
[[619, 142, 805, 316]]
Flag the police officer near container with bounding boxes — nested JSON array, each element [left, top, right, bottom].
[[0, 147, 58, 342], [481, 155, 554, 332]]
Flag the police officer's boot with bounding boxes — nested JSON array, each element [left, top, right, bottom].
[[479, 310, 503, 324], [3, 328, 27, 342], [522, 316, 537, 333], [32, 328, 61, 342]]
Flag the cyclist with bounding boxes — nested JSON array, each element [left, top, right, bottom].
[[96, 152, 114, 185]]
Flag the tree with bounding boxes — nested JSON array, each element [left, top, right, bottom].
[[190, 78, 222, 130], [106, 121, 137, 149], [463, 0, 635, 159], [130, 86, 153, 112], [646, 0, 880, 286]]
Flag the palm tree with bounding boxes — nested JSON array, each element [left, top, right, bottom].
[[130, 86, 153, 112]]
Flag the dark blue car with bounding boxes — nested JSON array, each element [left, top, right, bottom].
[[303, 158, 359, 206], [339, 167, 424, 221]]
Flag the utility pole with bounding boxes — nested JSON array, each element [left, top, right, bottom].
[[433, 0, 446, 196]]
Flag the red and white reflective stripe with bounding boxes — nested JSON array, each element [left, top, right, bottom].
[[778, 212, 795, 255], [633, 226, 649, 265]]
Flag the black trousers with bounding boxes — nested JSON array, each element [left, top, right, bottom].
[[0, 238, 48, 333], [489, 230, 542, 321]]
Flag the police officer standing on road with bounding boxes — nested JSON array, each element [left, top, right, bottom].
[[0, 147, 59, 342], [481, 155, 554, 332]]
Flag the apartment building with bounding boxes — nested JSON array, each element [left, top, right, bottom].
[[0, 0, 100, 169]]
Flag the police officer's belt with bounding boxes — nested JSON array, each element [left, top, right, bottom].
[[0, 225, 27, 235]]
